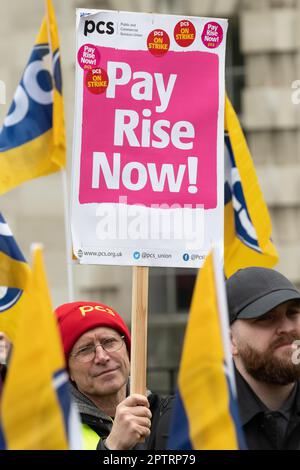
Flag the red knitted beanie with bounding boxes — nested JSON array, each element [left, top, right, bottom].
[[55, 301, 131, 360]]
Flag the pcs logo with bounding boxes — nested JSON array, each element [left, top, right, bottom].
[[0, 43, 62, 152], [84, 20, 115, 37], [0, 287, 23, 312]]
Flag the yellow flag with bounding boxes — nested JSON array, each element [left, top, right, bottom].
[[0, 246, 70, 449], [0, 212, 30, 341], [0, 0, 65, 194], [224, 95, 278, 277], [168, 253, 245, 449]]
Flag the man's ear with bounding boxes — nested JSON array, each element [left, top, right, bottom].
[[68, 361, 74, 382], [230, 326, 239, 356]]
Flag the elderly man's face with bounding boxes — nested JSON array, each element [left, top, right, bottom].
[[231, 300, 300, 385], [68, 326, 130, 399]]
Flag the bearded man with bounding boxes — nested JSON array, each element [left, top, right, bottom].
[[227, 267, 300, 450]]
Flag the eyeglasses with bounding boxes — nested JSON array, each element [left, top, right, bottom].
[[71, 336, 125, 363]]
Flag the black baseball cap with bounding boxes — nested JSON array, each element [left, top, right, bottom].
[[226, 267, 300, 324]]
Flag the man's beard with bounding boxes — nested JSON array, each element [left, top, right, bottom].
[[238, 333, 300, 385]]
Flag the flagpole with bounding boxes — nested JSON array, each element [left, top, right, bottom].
[[44, 0, 74, 302], [61, 170, 74, 302], [212, 246, 237, 397]]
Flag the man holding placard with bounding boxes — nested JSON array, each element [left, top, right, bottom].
[[55, 301, 173, 450]]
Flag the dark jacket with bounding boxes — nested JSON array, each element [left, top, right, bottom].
[[70, 382, 174, 450], [235, 369, 300, 450]]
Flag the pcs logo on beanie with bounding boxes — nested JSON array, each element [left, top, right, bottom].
[[55, 301, 131, 360]]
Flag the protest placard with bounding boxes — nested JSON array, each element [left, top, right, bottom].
[[72, 10, 227, 268]]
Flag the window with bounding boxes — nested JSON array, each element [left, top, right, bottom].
[[149, 267, 197, 314]]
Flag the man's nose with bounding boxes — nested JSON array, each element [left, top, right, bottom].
[[276, 316, 297, 334], [94, 344, 109, 363]]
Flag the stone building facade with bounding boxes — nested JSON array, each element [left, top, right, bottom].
[[1, 0, 299, 392]]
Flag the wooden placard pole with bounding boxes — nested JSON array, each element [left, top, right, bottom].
[[130, 266, 149, 396]]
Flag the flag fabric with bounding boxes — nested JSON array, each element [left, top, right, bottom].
[[0, 213, 30, 341], [0, 213, 29, 288], [0, 246, 78, 449], [224, 95, 278, 278], [167, 252, 245, 450], [0, 0, 65, 195]]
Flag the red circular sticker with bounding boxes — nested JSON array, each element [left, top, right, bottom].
[[147, 30, 170, 57], [174, 20, 196, 47], [201, 22, 223, 49], [85, 68, 109, 94], [77, 44, 101, 70]]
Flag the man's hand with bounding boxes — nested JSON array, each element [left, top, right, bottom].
[[105, 394, 152, 450]]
